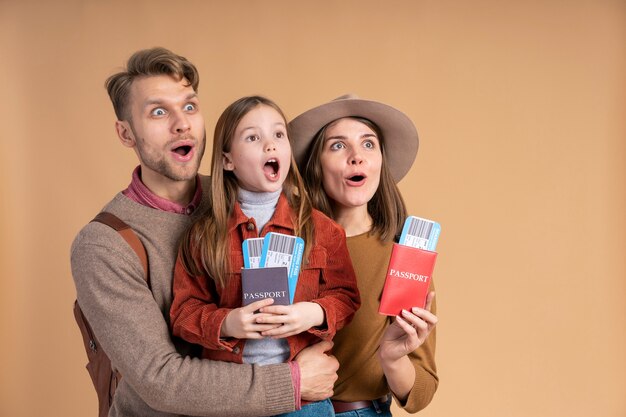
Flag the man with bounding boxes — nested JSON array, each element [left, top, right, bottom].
[[71, 47, 338, 417]]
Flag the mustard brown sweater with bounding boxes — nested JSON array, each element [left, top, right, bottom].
[[71, 176, 294, 417], [331, 232, 438, 413]]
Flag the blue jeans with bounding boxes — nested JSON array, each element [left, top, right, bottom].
[[334, 397, 393, 417], [274, 399, 334, 417]]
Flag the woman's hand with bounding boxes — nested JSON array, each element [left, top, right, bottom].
[[257, 302, 325, 338], [378, 292, 438, 363], [377, 292, 437, 401], [220, 298, 282, 339]]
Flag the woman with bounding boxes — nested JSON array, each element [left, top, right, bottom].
[[289, 95, 438, 416]]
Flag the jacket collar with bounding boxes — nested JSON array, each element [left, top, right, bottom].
[[229, 191, 294, 233]]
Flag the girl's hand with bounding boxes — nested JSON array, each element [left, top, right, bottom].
[[257, 302, 325, 338], [220, 298, 282, 339], [378, 292, 438, 363]]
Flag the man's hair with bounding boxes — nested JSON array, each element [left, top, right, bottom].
[[105, 47, 200, 121]]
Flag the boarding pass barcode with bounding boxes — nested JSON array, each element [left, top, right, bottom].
[[399, 216, 441, 251], [248, 238, 264, 258], [407, 218, 434, 240], [267, 234, 296, 254]]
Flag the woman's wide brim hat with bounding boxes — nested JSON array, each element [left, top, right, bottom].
[[289, 94, 419, 182]]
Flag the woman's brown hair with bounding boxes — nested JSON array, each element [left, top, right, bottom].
[[180, 96, 314, 287], [303, 117, 407, 242]]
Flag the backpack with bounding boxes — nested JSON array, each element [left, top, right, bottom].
[[73, 212, 149, 417]]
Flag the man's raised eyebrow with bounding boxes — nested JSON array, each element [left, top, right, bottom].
[[143, 92, 198, 107], [143, 98, 164, 108]]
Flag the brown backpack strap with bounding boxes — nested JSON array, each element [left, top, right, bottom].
[[92, 212, 150, 287]]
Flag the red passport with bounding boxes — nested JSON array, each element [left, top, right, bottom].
[[378, 244, 437, 316]]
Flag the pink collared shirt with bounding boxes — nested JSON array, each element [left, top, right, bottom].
[[122, 166, 202, 214]]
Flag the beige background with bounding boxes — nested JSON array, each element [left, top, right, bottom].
[[1, 1, 625, 416]]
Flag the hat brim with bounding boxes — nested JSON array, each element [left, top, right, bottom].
[[289, 97, 419, 182]]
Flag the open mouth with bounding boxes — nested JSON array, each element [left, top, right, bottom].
[[173, 145, 192, 156], [348, 174, 365, 182], [264, 158, 280, 178]]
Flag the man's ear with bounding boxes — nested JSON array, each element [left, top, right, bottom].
[[222, 152, 235, 171], [115, 120, 136, 148]]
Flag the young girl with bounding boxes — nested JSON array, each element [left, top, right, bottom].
[[170, 96, 360, 416]]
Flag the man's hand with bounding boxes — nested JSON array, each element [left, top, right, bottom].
[[295, 340, 338, 401]]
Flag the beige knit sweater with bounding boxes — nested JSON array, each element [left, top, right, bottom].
[[71, 176, 294, 417]]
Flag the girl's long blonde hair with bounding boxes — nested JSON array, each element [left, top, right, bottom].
[[180, 96, 314, 287]]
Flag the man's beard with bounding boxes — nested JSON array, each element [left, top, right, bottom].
[[135, 133, 206, 181]]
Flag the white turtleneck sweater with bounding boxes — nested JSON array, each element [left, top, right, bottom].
[[237, 188, 291, 365]]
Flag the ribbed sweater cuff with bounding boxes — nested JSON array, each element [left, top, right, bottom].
[[288, 361, 302, 410], [261, 363, 296, 415]]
